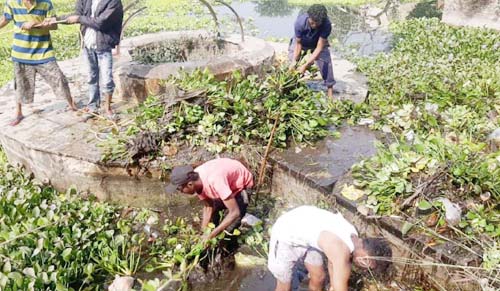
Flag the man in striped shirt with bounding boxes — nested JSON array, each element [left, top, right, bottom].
[[0, 0, 77, 126]]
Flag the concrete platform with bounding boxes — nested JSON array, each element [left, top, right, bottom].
[[443, 0, 500, 31], [0, 32, 275, 208]]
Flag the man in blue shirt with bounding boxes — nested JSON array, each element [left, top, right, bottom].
[[289, 4, 335, 99]]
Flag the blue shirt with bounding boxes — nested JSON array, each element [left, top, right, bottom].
[[294, 13, 332, 50]]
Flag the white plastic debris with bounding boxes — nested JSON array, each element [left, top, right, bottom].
[[405, 130, 415, 143], [241, 213, 262, 227], [424, 102, 439, 115], [436, 198, 462, 226], [358, 118, 374, 126], [108, 276, 134, 291], [488, 128, 500, 140], [146, 215, 159, 226]]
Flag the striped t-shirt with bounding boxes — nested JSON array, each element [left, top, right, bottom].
[[3, 0, 56, 64]]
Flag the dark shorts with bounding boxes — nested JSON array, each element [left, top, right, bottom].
[[211, 190, 250, 232]]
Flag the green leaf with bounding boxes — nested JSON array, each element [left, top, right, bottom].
[[3, 260, 11, 273], [8, 272, 23, 287], [417, 200, 433, 211], [401, 222, 414, 236], [62, 248, 72, 262]]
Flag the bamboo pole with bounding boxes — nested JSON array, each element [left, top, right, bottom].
[[255, 115, 280, 197]]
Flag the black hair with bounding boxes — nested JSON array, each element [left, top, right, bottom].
[[185, 171, 199, 183], [307, 4, 328, 25], [362, 238, 392, 273]]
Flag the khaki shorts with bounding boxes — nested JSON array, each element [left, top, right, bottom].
[[267, 237, 324, 283], [14, 61, 71, 104]]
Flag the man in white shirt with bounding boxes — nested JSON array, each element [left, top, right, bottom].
[[268, 206, 392, 291]]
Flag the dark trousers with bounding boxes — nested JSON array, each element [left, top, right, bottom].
[[211, 192, 248, 233]]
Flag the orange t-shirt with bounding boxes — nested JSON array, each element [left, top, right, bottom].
[[194, 158, 254, 201]]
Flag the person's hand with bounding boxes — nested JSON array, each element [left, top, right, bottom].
[[201, 233, 211, 244], [298, 64, 308, 75], [21, 21, 37, 30], [66, 15, 80, 24], [288, 61, 297, 71], [38, 17, 56, 28]]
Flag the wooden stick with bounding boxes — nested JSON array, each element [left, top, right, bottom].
[[256, 115, 280, 195], [399, 166, 446, 211]]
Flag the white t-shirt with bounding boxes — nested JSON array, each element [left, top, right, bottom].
[[271, 206, 358, 252], [83, 0, 101, 49]]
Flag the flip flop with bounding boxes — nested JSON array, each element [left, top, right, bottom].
[[9, 115, 24, 126], [105, 112, 118, 121]]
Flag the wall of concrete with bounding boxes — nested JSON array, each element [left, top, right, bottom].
[[443, 0, 500, 30]]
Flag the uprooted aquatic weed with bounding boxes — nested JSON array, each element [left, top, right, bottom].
[[98, 66, 364, 165]]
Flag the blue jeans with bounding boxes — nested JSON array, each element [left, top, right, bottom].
[[82, 47, 115, 111], [288, 37, 336, 88]]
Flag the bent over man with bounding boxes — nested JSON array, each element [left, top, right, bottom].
[[166, 158, 254, 240], [269, 206, 392, 291], [289, 4, 335, 99]]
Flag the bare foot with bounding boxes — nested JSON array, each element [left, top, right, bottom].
[[327, 87, 334, 100], [9, 115, 24, 126], [69, 102, 78, 111]]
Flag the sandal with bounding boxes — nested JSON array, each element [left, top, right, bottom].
[[9, 115, 24, 126]]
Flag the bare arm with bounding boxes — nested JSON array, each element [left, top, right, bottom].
[[201, 199, 214, 230], [292, 37, 303, 63], [318, 232, 351, 291], [35, 20, 58, 30], [0, 16, 10, 29], [207, 197, 240, 239]]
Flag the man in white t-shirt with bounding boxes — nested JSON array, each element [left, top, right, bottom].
[[268, 206, 392, 291]]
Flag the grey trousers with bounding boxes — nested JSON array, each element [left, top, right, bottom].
[[14, 61, 72, 104]]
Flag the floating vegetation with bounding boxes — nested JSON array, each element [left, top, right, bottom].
[[130, 37, 230, 64], [347, 19, 499, 287]]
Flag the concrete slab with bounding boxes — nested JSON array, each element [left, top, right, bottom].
[[0, 31, 274, 208]]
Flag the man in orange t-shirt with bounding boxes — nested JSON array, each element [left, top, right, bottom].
[[166, 158, 254, 240]]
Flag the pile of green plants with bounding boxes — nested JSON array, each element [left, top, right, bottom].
[[344, 18, 499, 278], [0, 150, 239, 290], [99, 67, 366, 164]]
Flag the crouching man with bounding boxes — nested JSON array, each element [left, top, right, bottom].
[[269, 206, 392, 291], [166, 158, 254, 240]]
